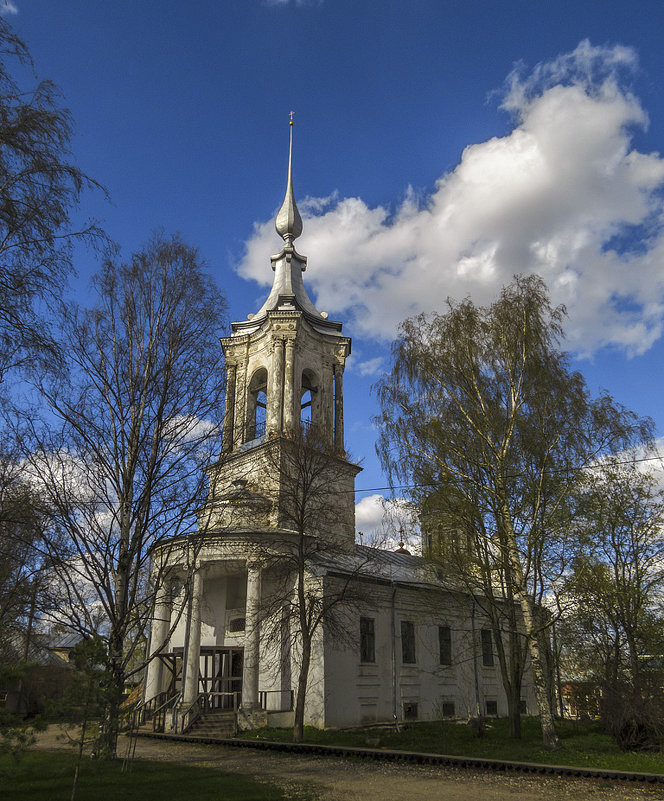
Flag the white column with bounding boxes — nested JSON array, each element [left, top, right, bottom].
[[222, 363, 237, 452], [143, 580, 171, 700], [270, 339, 285, 435], [283, 339, 295, 436], [182, 569, 202, 705], [241, 562, 261, 708]]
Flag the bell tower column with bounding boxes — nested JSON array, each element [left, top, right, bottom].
[[283, 338, 296, 435], [333, 362, 344, 454], [269, 338, 285, 435], [222, 363, 237, 451]]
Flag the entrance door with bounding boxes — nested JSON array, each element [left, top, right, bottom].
[[200, 647, 243, 709]]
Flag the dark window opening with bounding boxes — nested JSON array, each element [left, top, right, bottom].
[[228, 618, 245, 633], [519, 699, 527, 715], [247, 368, 268, 441], [403, 702, 418, 720], [360, 617, 375, 663], [441, 701, 455, 717], [401, 620, 416, 664], [481, 629, 494, 667], [439, 625, 452, 665], [485, 700, 498, 716], [300, 369, 319, 431]]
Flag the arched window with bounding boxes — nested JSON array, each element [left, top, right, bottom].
[[300, 369, 318, 432], [246, 368, 268, 442]]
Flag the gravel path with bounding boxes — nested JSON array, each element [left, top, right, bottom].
[[33, 726, 664, 801]]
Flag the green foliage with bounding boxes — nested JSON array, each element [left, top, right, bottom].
[[0, 750, 303, 800], [48, 636, 110, 725], [560, 458, 664, 750], [0, 701, 45, 764], [374, 275, 653, 747]]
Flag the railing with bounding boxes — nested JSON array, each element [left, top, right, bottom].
[[131, 690, 174, 731], [201, 690, 240, 712], [173, 691, 241, 734], [152, 693, 178, 732], [173, 694, 202, 734], [259, 689, 294, 712]]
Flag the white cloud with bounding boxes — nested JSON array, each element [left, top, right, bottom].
[[355, 494, 420, 553], [352, 355, 384, 377], [238, 41, 664, 357], [0, 1, 18, 16]]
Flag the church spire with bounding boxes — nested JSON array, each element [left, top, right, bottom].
[[275, 113, 303, 244]]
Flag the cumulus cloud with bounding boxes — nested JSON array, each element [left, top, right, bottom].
[[238, 41, 664, 357], [355, 494, 420, 553]]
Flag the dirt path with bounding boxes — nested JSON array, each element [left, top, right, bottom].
[[33, 726, 664, 801]]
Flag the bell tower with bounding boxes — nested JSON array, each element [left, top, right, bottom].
[[203, 120, 360, 545]]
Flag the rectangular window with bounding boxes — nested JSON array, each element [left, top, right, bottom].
[[481, 629, 494, 667], [401, 620, 416, 663], [519, 699, 527, 715], [439, 625, 452, 665], [403, 701, 418, 720], [360, 616, 375, 663], [442, 701, 455, 717], [485, 699, 498, 716]]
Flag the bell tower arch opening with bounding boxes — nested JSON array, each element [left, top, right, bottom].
[[246, 367, 268, 442], [300, 368, 319, 433]]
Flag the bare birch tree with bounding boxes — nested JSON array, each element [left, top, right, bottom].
[[252, 427, 369, 743], [25, 234, 227, 758]]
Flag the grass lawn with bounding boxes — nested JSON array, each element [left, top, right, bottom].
[[237, 717, 664, 775], [0, 750, 306, 801]]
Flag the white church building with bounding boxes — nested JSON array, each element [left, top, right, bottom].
[[141, 123, 536, 734]]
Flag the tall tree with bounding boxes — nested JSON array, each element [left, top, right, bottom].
[[561, 457, 664, 747], [0, 18, 102, 383], [26, 234, 227, 758], [375, 275, 652, 749]]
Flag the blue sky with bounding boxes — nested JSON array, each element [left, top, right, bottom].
[[7, 0, 664, 542]]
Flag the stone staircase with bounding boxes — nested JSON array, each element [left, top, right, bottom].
[[185, 710, 237, 739]]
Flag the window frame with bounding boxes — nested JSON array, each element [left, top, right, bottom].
[[438, 625, 452, 666], [360, 616, 375, 664], [481, 628, 494, 667], [401, 620, 416, 664]]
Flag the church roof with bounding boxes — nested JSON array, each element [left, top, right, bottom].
[[311, 543, 445, 590]]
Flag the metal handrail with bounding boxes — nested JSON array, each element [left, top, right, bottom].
[[152, 692, 178, 732], [174, 693, 203, 734], [259, 689, 294, 712]]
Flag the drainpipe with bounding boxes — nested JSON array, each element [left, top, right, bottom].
[[391, 582, 399, 731]]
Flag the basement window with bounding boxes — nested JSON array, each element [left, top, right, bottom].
[[228, 618, 246, 633]]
